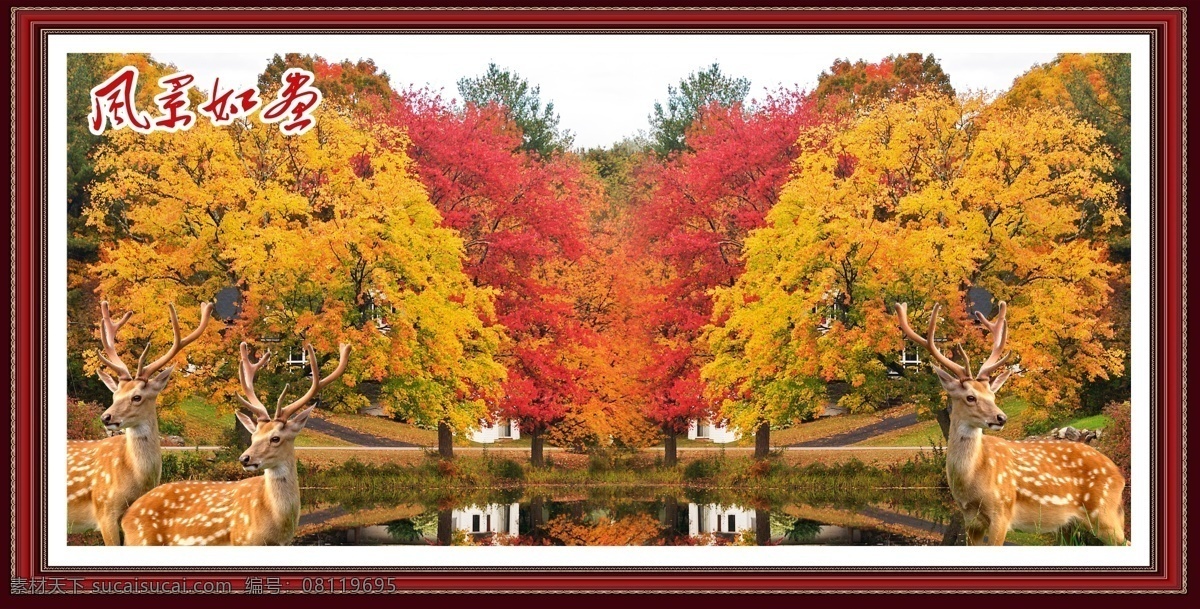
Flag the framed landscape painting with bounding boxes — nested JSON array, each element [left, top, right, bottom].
[[8, 5, 1186, 596]]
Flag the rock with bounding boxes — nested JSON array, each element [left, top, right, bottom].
[[1027, 426, 1100, 445], [358, 403, 386, 417], [161, 435, 186, 447], [1064, 426, 1101, 444]]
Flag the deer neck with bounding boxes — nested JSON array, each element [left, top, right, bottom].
[[262, 455, 300, 525], [945, 408, 984, 478], [123, 417, 162, 485]]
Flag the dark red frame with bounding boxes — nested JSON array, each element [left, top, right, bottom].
[[7, 5, 1185, 594]]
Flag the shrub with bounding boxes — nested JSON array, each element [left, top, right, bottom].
[[157, 407, 186, 438], [1096, 400, 1131, 527], [67, 398, 106, 440], [67, 353, 110, 405], [587, 447, 619, 473], [161, 450, 212, 481], [489, 458, 525, 482], [683, 457, 720, 481], [435, 458, 458, 478], [747, 458, 777, 478]]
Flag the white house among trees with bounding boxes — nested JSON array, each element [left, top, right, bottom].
[[686, 418, 741, 443], [469, 418, 521, 443]]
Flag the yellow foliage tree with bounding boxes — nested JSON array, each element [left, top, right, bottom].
[[704, 92, 1124, 435], [84, 107, 505, 434]]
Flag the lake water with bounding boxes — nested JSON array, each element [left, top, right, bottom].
[[293, 492, 955, 546]]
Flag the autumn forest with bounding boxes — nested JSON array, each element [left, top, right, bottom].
[[66, 51, 1132, 469]]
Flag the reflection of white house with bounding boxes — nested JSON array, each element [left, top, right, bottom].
[[686, 418, 741, 444], [688, 504, 755, 537], [470, 418, 520, 443], [452, 503, 519, 535]]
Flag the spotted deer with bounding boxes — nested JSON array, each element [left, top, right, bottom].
[[67, 300, 214, 545], [896, 301, 1126, 546], [121, 341, 350, 546]]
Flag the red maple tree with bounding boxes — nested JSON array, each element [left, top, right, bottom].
[[631, 90, 824, 461], [385, 90, 595, 464]]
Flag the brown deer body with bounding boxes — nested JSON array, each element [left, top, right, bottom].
[[122, 341, 350, 546], [897, 302, 1126, 546], [67, 301, 212, 545]]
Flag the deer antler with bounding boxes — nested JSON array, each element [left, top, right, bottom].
[[895, 302, 969, 380], [97, 301, 136, 380], [974, 301, 1010, 381], [237, 342, 273, 423], [274, 343, 351, 422], [137, 302, 214, 379]]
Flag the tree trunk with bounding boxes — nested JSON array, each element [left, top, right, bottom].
[[936, 406, 952, 441], [438, 421, 454, 459], [529, 495, 546, 540], [231, 417, 252, 449], [755, 509, 772, 546], [530, 430, 544, 467], [436, 508, 452, 546], [754, 421, 771, 460], [663, 496, 679, 531], [941, 513, 965, 546], [663, 432, 678, 467]]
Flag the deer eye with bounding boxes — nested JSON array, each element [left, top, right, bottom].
[[965, 395, 977, 403], [131, 394, 142, 402], [270, 436, 281, 444]]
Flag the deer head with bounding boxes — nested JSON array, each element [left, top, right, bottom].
[[895, 301, 1014, 431], [96, 300, 213, 432], [234, 341, 351, 471]]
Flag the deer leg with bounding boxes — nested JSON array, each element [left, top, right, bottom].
[[986, 514, 1011, 546], [98, 508, 122, 546], [965, 521, 987, 546], [1097, 506, 1127, 546]]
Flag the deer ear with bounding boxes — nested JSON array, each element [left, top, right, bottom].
[[990, 368, 1013, 393], [287, 404, 318, 431], [235, 410, 259, 434], [98, 370, 120, 393], [145, 365, 174, 393], [931, 365, 961, 391]]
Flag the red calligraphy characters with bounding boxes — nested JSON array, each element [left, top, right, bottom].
[[197, 78, 262, 126], [259, 68, 323, 135], [151, 72, 198, 132], [87, 66, 321, 136], [88, 67, 153, 135]]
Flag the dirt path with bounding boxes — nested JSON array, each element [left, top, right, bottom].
[[306, 417, 421, 448], [790, 412, 920, 447]]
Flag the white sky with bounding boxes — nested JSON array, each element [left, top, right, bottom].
[[135, 33, 1117, 148]]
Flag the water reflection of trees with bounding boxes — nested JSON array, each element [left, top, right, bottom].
[[296, 486, 955, 546]]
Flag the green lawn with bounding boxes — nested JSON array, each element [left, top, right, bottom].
[[470, 436, 532, 448], [770, 410, 900, 447], [1061, 413, 1112, 430], [295, 430, 357, 447], [674, 437, 745, 448], [174, 396, 235, 445], [319, 412, 439, 446], [855, 420, 944, 448], [855, 397, 1031, 448], [175, 396, 355, 447]]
